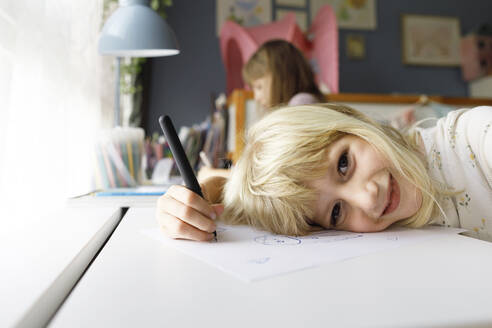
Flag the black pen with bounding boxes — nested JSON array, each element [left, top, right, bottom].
[[158, 115, 217, 240]]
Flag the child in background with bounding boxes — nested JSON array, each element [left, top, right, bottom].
[[197, 39, 324, 182], [242, 39, 325, 109], [156, 104, 492, 242]]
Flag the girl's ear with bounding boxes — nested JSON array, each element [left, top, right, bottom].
[[305, 217, 319, 227]]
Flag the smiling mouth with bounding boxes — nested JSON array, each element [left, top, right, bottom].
[[382, 173, 400, 216]]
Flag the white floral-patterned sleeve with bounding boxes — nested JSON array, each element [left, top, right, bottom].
[[460, 107, 492, 188], [417, 106, 492, 241]]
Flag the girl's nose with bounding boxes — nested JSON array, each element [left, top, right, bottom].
[[344, 179, 380, 217]]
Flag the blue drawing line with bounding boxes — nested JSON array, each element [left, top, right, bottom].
[[254, 235, 301, 246], [248, 257, 271, 264]]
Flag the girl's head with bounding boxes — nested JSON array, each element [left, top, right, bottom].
[[242, 39, 323, 108], [221, 104, 439, 236]]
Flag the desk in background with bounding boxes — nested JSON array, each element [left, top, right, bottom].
[[67, 183, 175, 208], [227, 90, 492, 163]]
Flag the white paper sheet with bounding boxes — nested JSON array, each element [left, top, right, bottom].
[[142, 224, 465, 282]]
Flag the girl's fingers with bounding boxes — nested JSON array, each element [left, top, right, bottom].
[[157, 190, 216, 233], [164, 185, 216, 219], [158, 213, 215, 242]]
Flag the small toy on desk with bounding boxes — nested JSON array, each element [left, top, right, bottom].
[[151, 158, 175, 185], [144, 132, 172, 180]]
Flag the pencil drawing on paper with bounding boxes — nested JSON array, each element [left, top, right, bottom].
[[253, 231, 364, 246], [248, 257, 271, 264], [216, 226, 228, 233], [254, 235, 302, 246], [299, 232, 364, 243], [142, 223, 464, 282]]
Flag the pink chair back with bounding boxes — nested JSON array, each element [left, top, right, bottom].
[[219, 5, 338, 94]]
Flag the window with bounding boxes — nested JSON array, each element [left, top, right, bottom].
[[0, 1, 109, 228]]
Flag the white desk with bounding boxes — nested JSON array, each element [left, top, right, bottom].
[[0, 206, 121, 328], [50, 207, 492, 328], [68, 194, 161, 208]]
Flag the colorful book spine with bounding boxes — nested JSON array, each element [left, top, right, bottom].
[[100, 144, 116, 188], [127, 140, 134, 179]]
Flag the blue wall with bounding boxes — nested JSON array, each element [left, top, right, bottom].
[[145, 1, 225, 134], [145, 0, 492, 134]]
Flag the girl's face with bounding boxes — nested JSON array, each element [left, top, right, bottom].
[[307, 135, 422, 233], [251, 74, 272, 108]]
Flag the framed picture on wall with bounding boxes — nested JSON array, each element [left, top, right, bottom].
[[310, 0, 377, 30], [216, 0, 272, 36], [401, 14, 461, 66], [275, 0, 306, 7], [346, 34, 365, 60]]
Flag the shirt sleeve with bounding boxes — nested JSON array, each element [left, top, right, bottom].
[[459, 106, 492, 188], [287, 93, 320, 106], [417, 106, 492, 236]]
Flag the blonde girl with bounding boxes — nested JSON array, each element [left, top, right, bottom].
[[156, 104, 492, 242]]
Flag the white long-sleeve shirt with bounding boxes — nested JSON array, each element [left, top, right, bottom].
[[417, 106, 492, 241]]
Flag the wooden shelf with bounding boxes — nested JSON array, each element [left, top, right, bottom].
[[227, 89, 492, 162], [325, 93, 492, 106]]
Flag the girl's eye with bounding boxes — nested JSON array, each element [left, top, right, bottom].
[[337, 151, 349, 175], [331, 202, 342, 226]]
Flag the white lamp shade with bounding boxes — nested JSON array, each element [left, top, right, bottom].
[[99, 0, 179, 57]]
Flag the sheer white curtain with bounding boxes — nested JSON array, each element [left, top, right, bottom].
[[0, 0, 112, 229]]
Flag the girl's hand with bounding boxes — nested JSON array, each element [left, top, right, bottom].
[[197, 167, 230, 181], [156, 184, 224, 241]]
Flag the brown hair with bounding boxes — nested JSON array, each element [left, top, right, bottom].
[[242, 39, 324, 107]]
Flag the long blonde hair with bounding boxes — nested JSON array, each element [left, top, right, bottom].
[[221, 103, 441, 235], [242, 39, 324, 107]]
